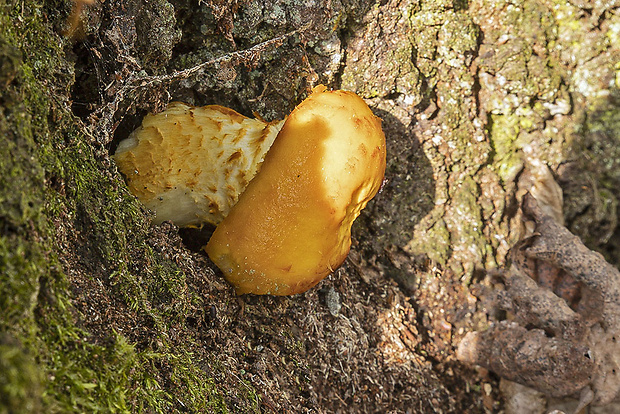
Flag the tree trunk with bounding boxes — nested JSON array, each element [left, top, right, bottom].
[[1, 0, 619, 412]]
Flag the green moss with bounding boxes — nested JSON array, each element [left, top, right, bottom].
[[0, 334, 43, 414], [0, 2, 254, 412]]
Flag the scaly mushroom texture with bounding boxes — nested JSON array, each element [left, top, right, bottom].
[[115, 86, 386, 295], [115, 103, 284, 227]]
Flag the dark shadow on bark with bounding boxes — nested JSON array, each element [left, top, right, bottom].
[[355, 108, 435, 294], [560, 89, 620, 267]]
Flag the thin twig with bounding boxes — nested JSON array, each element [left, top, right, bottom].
[[92, 26, 309, 144]]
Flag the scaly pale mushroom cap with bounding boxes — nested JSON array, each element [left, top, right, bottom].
[[114, 103, 284, 227], [205, 86, 386, 295]]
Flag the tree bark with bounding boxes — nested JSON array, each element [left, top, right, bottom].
[[1, 0, 619, 412]]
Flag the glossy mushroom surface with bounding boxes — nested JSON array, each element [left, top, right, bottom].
[[205, 86, 386, 295]]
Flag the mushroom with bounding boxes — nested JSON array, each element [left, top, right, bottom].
[[114, 103, 285, 227], [115, 85, 386, 295]]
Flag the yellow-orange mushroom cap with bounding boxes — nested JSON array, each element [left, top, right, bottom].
[[205, 85, 386, 295]]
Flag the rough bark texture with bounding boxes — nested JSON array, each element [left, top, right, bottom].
[[458, 195, 620, 408], [1, 0, 619, 412]]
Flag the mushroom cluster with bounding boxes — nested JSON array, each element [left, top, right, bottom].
[[115, 86, 386, 295]]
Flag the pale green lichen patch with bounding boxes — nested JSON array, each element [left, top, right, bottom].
[[408, 213, 452, 266], [444, 176, 485, 279], [437, 13, 480, 68], [487, 114, 524, 185]]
